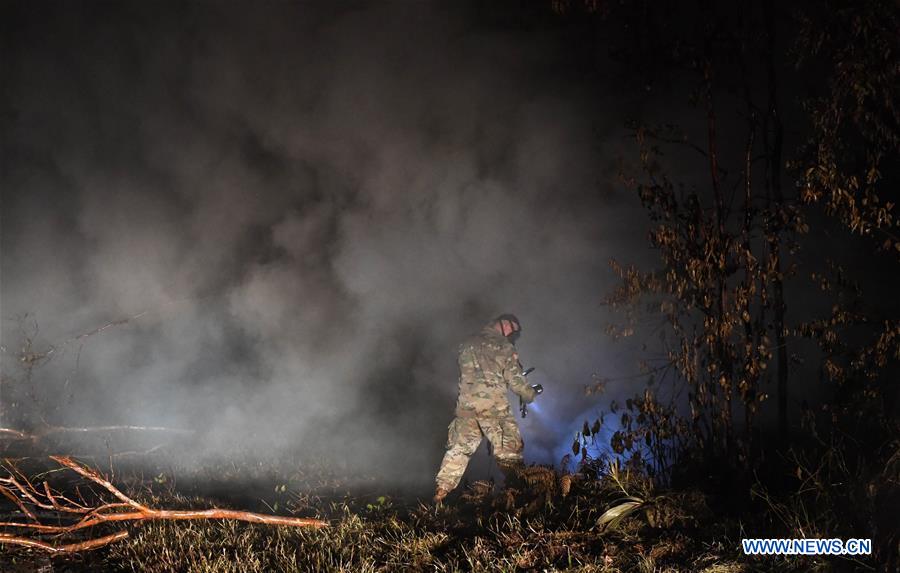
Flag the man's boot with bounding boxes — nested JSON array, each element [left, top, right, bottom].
[[433, 485, 450, 505], [494, 462, 524, 512], [498, 461, 525, 490]]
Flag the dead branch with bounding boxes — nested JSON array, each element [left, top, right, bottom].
[[43, 425, 192, 436], [51, 455, 148, 509], [0, 483, 37, 521], [0, 530, 129, 553], [14, 310, 150, 367], [0, 425, 192, 440], [0, 429, 30, 440], [69, 443, 169, 460], [0, 456, 327, 554], [0, 425, 193, 454], [0, 507, 330, 533]]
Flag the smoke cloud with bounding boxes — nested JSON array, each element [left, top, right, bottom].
[[1, 2, 647, 489]]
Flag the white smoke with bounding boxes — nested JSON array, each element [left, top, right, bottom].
[[1, 2, 647, 487]]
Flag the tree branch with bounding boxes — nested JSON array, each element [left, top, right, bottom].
[[0, 456, 328, 554]]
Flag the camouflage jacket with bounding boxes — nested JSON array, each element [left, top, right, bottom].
[[454, 325, 537, 419]]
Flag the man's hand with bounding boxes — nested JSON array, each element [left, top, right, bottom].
[[519, 384, 543, 418]]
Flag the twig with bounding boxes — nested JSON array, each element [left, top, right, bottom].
[[0, 530, 129, 553], [0, 429, 30, 440], [22, 310, 151, 366], [0, 425, 193, 445], [0, 484, 37, 521], [42, 425, 192, 436], [51, 456, 148, 510], [69, 443, 169, 460]]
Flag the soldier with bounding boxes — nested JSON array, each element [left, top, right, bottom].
[[433, 314, 542, 503]]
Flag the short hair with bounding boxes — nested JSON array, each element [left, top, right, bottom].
[[494, 313, 521, 331]]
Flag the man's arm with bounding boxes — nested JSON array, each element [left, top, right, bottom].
[[498, 348, 537, 403]]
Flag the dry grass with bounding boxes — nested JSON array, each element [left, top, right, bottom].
[[0, 454, 886, 572]]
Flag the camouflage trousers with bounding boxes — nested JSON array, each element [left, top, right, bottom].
[[435, 415, 524, 492]]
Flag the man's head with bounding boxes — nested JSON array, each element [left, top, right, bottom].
[[493, 314, 522, 344]]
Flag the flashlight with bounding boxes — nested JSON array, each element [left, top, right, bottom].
[[519, 367, 541, 418]]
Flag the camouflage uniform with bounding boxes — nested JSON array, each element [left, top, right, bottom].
[[435, 325, 537, 493]]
